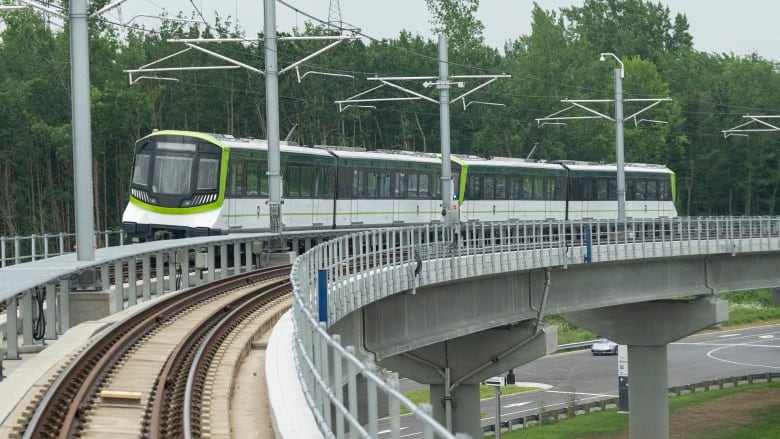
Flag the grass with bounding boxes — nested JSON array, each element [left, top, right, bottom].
[[494, 382, 780, 438], [401, 384, 537, 415], [483, 289, 780, 438]]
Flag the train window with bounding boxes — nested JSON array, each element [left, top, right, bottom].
[[377, 172, 391, 198], [596, 179, 608, 200], [468, 175, 483, 200], [532, 178, 544, 200], [395, 173, 407, 198], [495, 176, 506, 200], [522, 177, 533, 200], [511, 177, 520, 200], [555, 176, 567, 200], [659, 180, 671, 201], [196, 157, 219, 190], [228, 161, 245, 196], [316, 167, 334, 198], [419, 174, 430, 198], [632, 179, 647, 200], [646, 179, 658, 200], [408, 174, 418, 198], [337, 167, 353, 198], [545, 178, 556, 200], [483, 176, 495, 199], [354, 169, 367, 198], [245, 160, 262, 196], [132, 153, 151, 186], [154, 155, 193, 195], [366, 171, 378, 198], [608, 180, 617, 200]]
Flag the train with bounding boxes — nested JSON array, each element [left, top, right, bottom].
[[121, 130, 677, 240]]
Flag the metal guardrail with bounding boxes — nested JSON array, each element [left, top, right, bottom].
[[290, 216, 780, 438], [0, 230, 125, 267], [556, 340, 599, 351], [483, 372, 780, 434]]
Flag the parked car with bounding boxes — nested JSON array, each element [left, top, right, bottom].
[[591, 338, 619, 355]]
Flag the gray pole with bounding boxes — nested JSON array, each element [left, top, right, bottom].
[[494, 386, 501, 439], [615, 68, 626, 221], [438, 34, 454, 225], [264, 0, 282, 234], [70, 0, 95, 261]]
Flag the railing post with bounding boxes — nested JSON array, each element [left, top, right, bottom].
[[1, 236, 5, 268], [332, 334, 345, 438], [114, 260, 124, 313], [59, 277, 70, 333], [31, 234, 37, 262], [366, 362, 378, 438], [45, 283, 57, 340], [5, 296, 20, 359], [346, 346, 359, 439]]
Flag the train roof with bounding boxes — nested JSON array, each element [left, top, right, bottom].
[[452, 155, 566, 170], [325, 148, 440, 164], [146, 131, 336, 158], [560, 161, 673, 174]]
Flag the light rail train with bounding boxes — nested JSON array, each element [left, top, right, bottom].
[[121, 130, 677, 240]]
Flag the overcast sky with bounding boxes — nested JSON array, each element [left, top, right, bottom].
[[110, 0, 780, 61]]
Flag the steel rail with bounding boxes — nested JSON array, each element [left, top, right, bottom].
[[22, 265, 290, 439]]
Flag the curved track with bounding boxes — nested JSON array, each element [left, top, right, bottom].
[[17, 266, 291, 439]]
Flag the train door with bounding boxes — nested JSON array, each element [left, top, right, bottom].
[[393, 172, 405, 224], [225, 160, 245, 230], [350, 168, 364, 226]]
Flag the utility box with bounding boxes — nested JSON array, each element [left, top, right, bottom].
[[195, 252, 209, 269]]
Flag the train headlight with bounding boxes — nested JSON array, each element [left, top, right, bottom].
[[181, 199, 192, 207], [149, 197, 158, 205]]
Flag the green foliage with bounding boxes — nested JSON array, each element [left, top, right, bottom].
[[499, 382, 780, 438], [3, 0, 780, 235]]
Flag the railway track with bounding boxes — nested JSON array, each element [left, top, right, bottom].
[[10, 265, 292, 439]]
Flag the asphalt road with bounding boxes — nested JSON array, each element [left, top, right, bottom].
[[380, 323, 780, 437]]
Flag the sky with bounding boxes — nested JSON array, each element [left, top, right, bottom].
[[106, 0, 780, 61]]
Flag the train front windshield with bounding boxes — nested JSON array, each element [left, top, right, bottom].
[[131, 138, 221, 208]]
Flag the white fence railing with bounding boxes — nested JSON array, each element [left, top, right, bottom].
[[0, 230, 125, 267], [290, 216, 780, 438]]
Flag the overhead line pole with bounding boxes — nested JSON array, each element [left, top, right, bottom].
[[438, 34, 454, 227], [70, 0, 96, 260], [264, 0, 282, 235]]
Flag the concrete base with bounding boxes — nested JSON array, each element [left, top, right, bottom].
[[266, 251, 296, 267], [565, 295, 728, 439], [379, 321, 557, 438], [68, 291, 117, 328]]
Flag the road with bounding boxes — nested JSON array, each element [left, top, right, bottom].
[[380, 323, 780, 437]]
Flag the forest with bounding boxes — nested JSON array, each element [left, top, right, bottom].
[[1, 0, 780, 237]]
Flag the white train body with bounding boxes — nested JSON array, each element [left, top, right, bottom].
[[121, 131, 677, 240]]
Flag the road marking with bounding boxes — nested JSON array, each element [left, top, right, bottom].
[[505, 402, 533, 408], [717, 333, 741, 338], [545, 390, 617, 398], [759, 335, 775, 339], [378, 427, 407, 435], [707, 345, 780, 370]]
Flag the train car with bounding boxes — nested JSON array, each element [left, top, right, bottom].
[[122, 130, 338, 239], [452, 155, 677, 221], [561, 161, 676, 219], [327, 148, 443, 227], [122, 130, 677, 240], [452, 155, 568, 221]]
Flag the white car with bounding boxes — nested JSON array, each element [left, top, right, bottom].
[[591, 338, 618, 355]]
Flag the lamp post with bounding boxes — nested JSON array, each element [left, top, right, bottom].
[[599, 52, 626, 221]]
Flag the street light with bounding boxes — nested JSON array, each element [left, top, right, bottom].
[[600, 52, 626, 221]]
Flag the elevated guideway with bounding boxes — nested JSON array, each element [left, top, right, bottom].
[[2, 217, 780, 438], [288, 217, 780, 439]]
